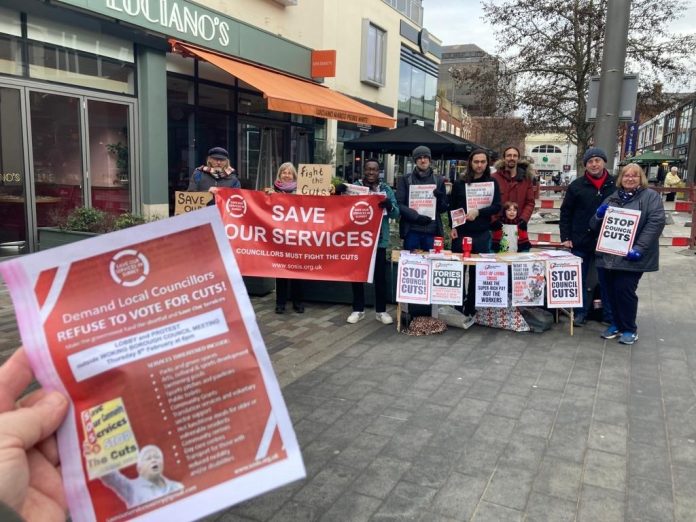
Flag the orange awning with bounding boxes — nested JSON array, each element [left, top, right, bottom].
[[172, 41, 395, 129]]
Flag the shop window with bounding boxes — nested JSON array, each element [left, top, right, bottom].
[[361, 20, 386, 87], [199, 83, 233, 111], [410, 67, 424, 117], [398, 62, 411, 113], [167, 76, 194, 106]]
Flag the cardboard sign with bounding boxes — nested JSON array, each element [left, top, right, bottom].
[[465, 181, 495, 210], [297, 164, 334, 196], [596, 207, 641, 256], [430, 259, 464, 306], [475, 262, 508, 308], [450, 208, 466, 228], [511, 261, 546, 307], [0, 207, 305, 522], [174, 191, 213, 215], [396, 254, 431, 304], [213, 188, 382, 282], [546, 259, 583, 308], [409, 184, 436, 219]]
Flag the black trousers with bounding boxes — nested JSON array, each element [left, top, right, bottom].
[[352, 247, 387, 313], [276, 278, 304, 307], [604, 269, 643, 333]]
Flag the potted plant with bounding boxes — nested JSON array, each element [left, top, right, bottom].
[[106, 142, 129, 184], [38, 207, 147, 250]]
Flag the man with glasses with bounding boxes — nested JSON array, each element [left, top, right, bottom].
[[559, 147, 617, 326], [396, 146, 448, 251]]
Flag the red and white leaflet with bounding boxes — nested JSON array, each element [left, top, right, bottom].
[[344, 183, 370, 195], [0, 207, 305, 522], [450, 208, 466, 228], [408, 184, 436, 219], [596, 207, 641, 256], [546, 258, 583, 308], [465, 182, 494, 210]]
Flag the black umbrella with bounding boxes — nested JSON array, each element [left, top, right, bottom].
[[344, 125, 475, 159]]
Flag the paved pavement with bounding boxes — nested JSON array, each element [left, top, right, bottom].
[[1, 245, 696, 521]]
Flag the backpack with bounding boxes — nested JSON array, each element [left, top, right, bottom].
[[519, 307, 554, 333]]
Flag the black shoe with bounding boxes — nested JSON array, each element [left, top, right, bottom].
[[293, 303, 305, 313], [275, 305, 285, 314]]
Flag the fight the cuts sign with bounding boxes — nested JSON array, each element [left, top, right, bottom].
[[213, 188, 383, 282]]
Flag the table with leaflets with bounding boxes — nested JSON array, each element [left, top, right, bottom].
[[391, 250, 584, 335]]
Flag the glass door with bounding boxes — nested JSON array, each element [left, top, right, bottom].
[[0, 86, 28, 257]]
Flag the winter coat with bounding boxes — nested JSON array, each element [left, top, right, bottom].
[[353, 179, 399, 248], [590, 188, 665, 272], [492, 160, 536, 222], [448, 173, 501, 237], [664, 172, 681, 189], [396, 167, 448, 238], [188, 168, 241, 191], [559, 171, 616, 252]]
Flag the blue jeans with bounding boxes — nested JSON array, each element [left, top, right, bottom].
[[404, 231, 434, 251]]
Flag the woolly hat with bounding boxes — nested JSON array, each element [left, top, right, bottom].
[[412, 145, 432, 160], [582, 147, 607, 166], [208, 147, 229, 160]]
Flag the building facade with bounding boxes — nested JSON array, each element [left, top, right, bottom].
[[525, 133, 578, 182], [0, 0, 440, 256]]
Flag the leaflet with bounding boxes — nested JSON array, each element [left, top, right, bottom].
[[0, 207, 305, 522], [408, 184, 436, 219]]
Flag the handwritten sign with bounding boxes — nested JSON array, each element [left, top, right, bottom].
[[174, 191, 213, 214], [596, 207, 641, 256], [475, 262, 508, 308], [297, 164, 334, 196], [409, 184, 436, 219], [430, 260, 464, 306], [465, 181, 494, 210]]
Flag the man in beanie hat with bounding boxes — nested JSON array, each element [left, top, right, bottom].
[[559, 146, 616, 326], [187, 146, 240, 192], [395, 145, 448, 250]]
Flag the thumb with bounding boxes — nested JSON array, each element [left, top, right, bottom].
[[0, 392, 68, 449]]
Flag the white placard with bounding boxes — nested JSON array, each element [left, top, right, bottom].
[[396, 254, 431, 304], [546, 259, 583, 308], [430, 260, 464, 306], [465, 182, 495, 210], [409, 184, 436, 219], [511, 261, 546, 307], [596, 207, 641, 256], [475, 262, 508, 308]]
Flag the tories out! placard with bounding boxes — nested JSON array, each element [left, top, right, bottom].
[[0, 208, 305, 522], [214, 188, 382, 283]]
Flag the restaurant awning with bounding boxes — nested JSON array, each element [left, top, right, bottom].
[[171, 41, 395, 129]]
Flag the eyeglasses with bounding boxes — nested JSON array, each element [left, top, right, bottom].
[[623, 173, 640, 178], [416, 156, 429, 160]]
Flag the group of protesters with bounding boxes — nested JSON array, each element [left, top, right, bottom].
[[188, 143, 665, 344]]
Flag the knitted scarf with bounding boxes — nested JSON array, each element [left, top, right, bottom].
[[198, 165, 235, 179], [273, 180, 297, 193], [617, 186, 643, 203]]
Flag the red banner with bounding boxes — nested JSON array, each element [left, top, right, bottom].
[[213, 188, 384, 282]]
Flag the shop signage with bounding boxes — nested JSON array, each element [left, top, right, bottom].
[[311, 50, 336, 78]]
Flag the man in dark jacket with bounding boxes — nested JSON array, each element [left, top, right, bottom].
[[559, 147, 616, 326], [396, 145, 448, 251]]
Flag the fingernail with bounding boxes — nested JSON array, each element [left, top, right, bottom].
[[41, 392, 68, 408]]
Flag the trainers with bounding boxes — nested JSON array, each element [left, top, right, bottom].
[[601, 325, 621, 339], [462, 315, 476, 330], [375, 312, 393, 325], [347, 311, 365, 324], [619, 331, 638, 345]]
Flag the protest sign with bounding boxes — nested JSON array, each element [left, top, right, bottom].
[[475, 262, 508, 308], [396, 254, 431, 304], [408, 184, 436, 219], [344, 183, 370, 195], [430, 260, 464, 306], [0, 207, 305, 522], [297, 164, 333, 196], [450, 208, 466, 228], [465, 181, 495, 210], [174, 191, 213, 215], [596, 207, 641, 256], [213, 188, 382, 282], [511, 261, 546, 306], [546, 259, 582, 308]]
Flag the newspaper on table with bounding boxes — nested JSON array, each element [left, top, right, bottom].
[[465, 181, 495, 210], [430, 260, 464, 306], [450, 208, 466, 228], [0, 207, 305, 522], [475, 262, 509, 308], [596, 207, 641, 256], [511, 261, 546, 307], [408, 184, 436, 219]]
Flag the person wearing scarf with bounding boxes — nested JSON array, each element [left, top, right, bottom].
[[590, 163, 665, 344], [559, 147, 617, 327], [266, 163, 305, 314], [187, 147, 240, 191]]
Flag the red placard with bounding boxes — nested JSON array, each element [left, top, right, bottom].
[[213, 188, 383, 282]]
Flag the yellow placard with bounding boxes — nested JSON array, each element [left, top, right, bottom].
[[81, 398, 139, 480], [297, 164, 334, 196], [174, 191, 213, 215]]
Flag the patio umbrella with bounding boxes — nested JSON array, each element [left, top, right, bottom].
[[621, 151, 681, 165], [344, 125, 475, 159]]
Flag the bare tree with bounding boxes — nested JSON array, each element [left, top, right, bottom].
[[450, 0, 696, 169]]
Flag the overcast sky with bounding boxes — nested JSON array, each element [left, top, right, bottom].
[[423, 0, 696, 54]]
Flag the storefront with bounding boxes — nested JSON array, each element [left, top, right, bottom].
[[0, 0, 394, 258]]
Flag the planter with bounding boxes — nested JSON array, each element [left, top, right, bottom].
[[38, 227, 98, 250]]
